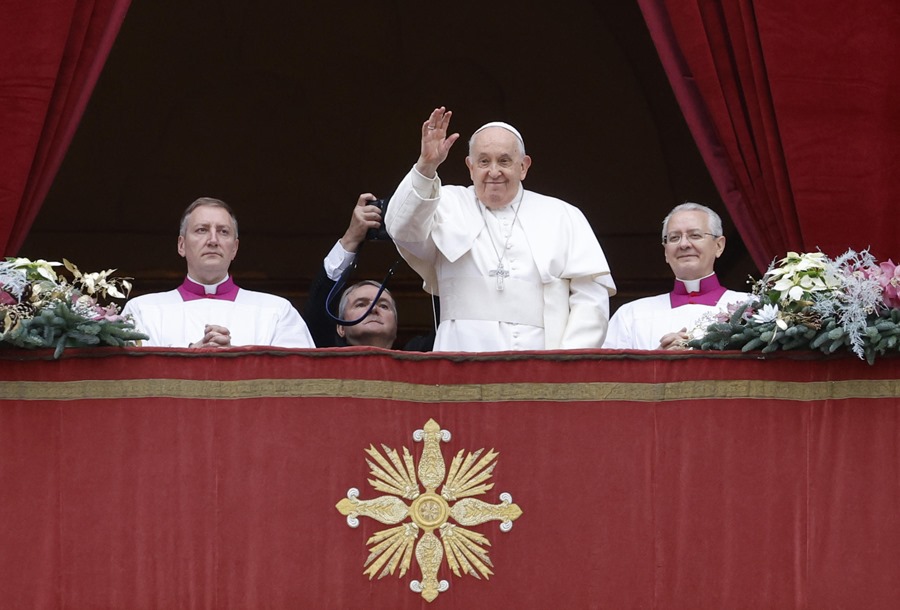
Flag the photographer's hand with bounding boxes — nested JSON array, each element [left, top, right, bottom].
[[416, 106, 459, 178], [340, 193, 381, 253]]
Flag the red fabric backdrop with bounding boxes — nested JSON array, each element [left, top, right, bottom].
[[639, 0, 900, 268], [0, 0, 130, 256], [2, 348, 900, 608]]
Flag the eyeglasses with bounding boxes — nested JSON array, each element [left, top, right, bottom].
[[662, 232, 719, 245]]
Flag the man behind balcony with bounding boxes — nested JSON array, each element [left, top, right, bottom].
[[304, 193, 399, 350], [123, 197, 315, 348], [602, 202, 749, 350]]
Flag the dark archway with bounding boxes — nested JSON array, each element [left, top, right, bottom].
[[21, 1, 756, 344]]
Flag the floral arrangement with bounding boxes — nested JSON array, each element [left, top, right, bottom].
[[689, 249, 900, 364], [0, 258, 147, 358]]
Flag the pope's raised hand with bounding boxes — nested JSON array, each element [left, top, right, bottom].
[[416, 106, 460, 178]]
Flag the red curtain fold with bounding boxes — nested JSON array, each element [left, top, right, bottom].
[[754, 1, 900, 261], [640, 0, 900, 268], [0, 0, 130, 256], [638, 0, 804, 272]]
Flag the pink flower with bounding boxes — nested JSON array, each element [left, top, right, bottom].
[[0, 291, 15, 305], [91, 303, 124, 322], [878, 259, 900, 308]]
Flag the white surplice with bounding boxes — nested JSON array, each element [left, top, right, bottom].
[[123, 288, 315, 348], [602, 290, 749, 350]]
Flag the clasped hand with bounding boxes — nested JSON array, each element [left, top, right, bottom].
[[658, 328, 691, 350], [190, 324, 231, 348]]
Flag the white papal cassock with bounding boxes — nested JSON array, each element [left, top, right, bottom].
[[385, 167, 616, 352], [123, 277, 315, 348]]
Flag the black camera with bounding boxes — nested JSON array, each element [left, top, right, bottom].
[[366, 198, 391, 241]]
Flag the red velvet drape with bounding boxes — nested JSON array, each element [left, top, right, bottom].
[[0, 0, 130, 256], [639, 0, 900, 268]]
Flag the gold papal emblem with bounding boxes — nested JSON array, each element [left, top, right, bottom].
[[335, 418, 523, 602]]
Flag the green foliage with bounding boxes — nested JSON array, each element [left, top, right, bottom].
[[689, 306, 900, 365], [687, 249, 900, 364], [1, 301, 148, 359], [0, 257, 147, 358]]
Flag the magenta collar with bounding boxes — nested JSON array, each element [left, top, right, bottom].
[[669, 275, 726, 308], [177, 276, 240, 302]]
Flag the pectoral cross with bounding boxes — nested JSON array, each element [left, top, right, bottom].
[[489, 263, 509, 291]]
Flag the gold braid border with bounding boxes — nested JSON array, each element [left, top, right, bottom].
[[3, 377, 900, 402]]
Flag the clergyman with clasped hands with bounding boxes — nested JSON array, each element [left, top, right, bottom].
[[602, 202, 749, 350], [384, 106, 616, 352]]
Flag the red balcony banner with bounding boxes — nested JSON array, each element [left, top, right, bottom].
[[2, 348, 899, 608]]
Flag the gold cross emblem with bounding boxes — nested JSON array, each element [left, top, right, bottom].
[[336, 419, 523, 602]]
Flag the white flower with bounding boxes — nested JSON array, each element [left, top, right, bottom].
[[11, 258, 61, 282], [688, 312, 718, 339], [752, 303, 779, 324], [766, 251, 842, 303], [0, 262, 28, 300], [751, 303, 788, 330], [787, 285, 806, 301]]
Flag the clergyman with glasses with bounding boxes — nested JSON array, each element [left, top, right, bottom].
[[602, 202, 749, 350]]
